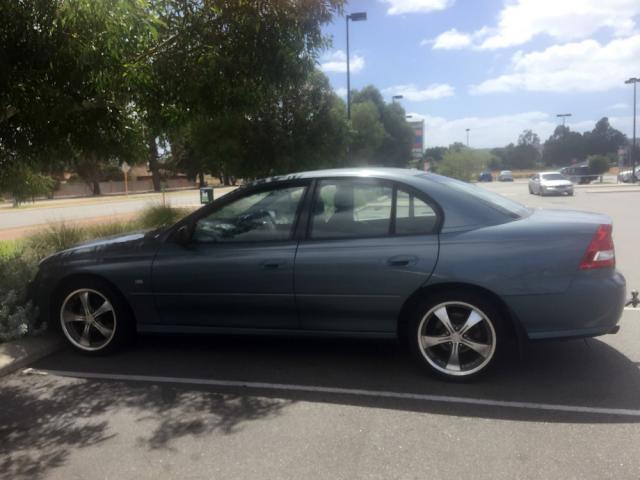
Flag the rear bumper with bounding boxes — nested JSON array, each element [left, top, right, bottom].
[[503, 270, 626, 340]]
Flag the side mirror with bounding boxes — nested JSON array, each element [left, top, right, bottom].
[[174, 224, 192, 246]]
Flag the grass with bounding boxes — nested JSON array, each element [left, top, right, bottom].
[[0, 203, 193, 260], [0, 239, 23, 259]]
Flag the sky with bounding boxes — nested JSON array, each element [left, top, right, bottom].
[[319, 0, 640, 149]]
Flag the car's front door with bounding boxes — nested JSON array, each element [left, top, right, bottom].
[[294, 177, 440, 333], [151, 181, 309, 329]]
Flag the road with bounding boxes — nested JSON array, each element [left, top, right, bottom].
[[0, 188, 235, 237], [2, 179, 640, 480]]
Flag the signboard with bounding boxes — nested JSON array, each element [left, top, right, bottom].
[[120, 161, 131, 174], [407, 120, 424, 160]]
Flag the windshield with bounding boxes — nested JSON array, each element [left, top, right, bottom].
[[420, 174, 530, 218], [541, 173, 566, 181]]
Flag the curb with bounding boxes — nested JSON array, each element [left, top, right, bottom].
[[0, 333, 65, 378]]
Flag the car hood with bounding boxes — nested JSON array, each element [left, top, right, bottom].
[[541, 179, 572, 187], [42, 229, 162, 266]]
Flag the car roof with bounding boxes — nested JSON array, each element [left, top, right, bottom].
[[540, 171, 563, 175], [247, 167, 425, 186]]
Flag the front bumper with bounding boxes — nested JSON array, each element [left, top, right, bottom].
[[504, 270, 626, 340]]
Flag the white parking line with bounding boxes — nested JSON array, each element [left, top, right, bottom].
[[40, 369, 640, 418]]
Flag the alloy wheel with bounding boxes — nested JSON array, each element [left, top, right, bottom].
[[60, 288, 117, 351], [417, 301, 496, 377]]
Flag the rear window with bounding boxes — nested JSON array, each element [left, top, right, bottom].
[[420, 174, 530, 219], [542, 173, 566, 181]]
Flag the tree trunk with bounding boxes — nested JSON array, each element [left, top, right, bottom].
[[198, 171, 205, 187], [222, 172, 230, 186], [147, 133, 162, 192], [92, 179, 101, 196]]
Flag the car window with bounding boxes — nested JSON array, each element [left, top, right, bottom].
[[422, 173, 530, 219], [193, 185, 306, 243], [541, 173, 566, 181], [395, 188, 437, 235], [311, 179, 392, 239]]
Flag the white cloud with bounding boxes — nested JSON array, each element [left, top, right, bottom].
[[383, 83, 455, 101], [608, 102, 629, 110], [383, 0, 454, 15], [320, 50, 365, 73], [433, 0, 640, 50], [405, 111, 633, 148], [431, 29, 472, 49], [334, 87, 347, 98], [470, 35, 640, 94]]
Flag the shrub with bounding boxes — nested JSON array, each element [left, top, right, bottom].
[[588, 154, 610, 175], [438, 150, 484, 182], [27, 222, 85, 258], [0, 249, 42, 342], [137, 204, 188, 229]]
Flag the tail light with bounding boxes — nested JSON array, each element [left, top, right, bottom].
[[579, 224, 615, 270]]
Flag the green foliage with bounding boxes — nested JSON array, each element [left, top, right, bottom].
[[0, 249, 41, 342], [437, 149, 489, 182], [587, 154, 610, 175], [1, 165, 56, 206], [27, 223, 85, 258], [542, 118, 627, 167], [349, 86, 414, 167], [137, 204, 188, 229]]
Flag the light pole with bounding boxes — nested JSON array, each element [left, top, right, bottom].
[[465, 128, 470, 147], [392, 95, 403, 103], [625, 77, 639, 182], [556, 113, 572, 127], [346, 11, 367, 120]]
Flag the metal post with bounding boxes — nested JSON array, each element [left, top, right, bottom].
[[466, 128, 470, 147], [633, 80, 637, 182], [346, 15, 351, 120]]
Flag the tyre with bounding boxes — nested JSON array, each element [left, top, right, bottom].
[[55, 278, 135, 355], [408, 292, 504, 381], [528, 185, 533, 194]]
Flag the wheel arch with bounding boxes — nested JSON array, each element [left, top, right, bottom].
[[397, 282, 527, 349], [50, 272, 136, 326]]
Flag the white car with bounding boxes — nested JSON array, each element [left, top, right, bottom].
[[498, 170, 513, 181], [528, 172, 574, 196], [617, 166, 640, 183]]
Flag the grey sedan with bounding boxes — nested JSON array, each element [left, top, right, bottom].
[[32, 168, 626, 380], [529, 172, 574, 196]]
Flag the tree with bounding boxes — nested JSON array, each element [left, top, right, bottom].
[[583, 117, 627, 157], [437, 149, 489, 181], [587, 154, 610, 175], [349, 86, 414, 167], [542, 126, 586, 166]]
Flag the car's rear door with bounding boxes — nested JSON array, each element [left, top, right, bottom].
[[294, 177, 440, 333], [151, 181, 309, 329]]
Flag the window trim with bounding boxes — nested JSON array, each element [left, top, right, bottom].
[[302, 176, 443, 242]]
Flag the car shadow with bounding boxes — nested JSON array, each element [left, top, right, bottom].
[[30, 331, 640, 425], [4, 332, 639, 479]]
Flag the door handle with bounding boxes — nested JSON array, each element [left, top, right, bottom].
[[387, 255, 418, 267], [261, 259, 287, 270]]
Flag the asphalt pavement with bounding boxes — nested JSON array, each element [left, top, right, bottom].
[[1, 179, 640, 480]]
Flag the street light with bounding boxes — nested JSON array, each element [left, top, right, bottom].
[[392, 95, 403, 103], [625, 77, 639, 182], [466, 128, 470, 147], [556, 113, 572, 127], [346, 11, 367, 120]]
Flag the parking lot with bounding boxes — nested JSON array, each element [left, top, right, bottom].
[[2, 180, 640, 480]]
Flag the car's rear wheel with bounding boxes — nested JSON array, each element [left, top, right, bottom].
[[528, 185, 533, 194], [408, 292, 503, 381], [56, 279, 134, 354]]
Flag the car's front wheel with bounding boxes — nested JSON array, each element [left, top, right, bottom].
[[56, 279, 134, 354], [408, 292, 503, 381]]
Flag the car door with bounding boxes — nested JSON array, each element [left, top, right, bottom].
[[294, 177, 440, 333], [151, 181, 309, 329], [531, 174, 540, 193]]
